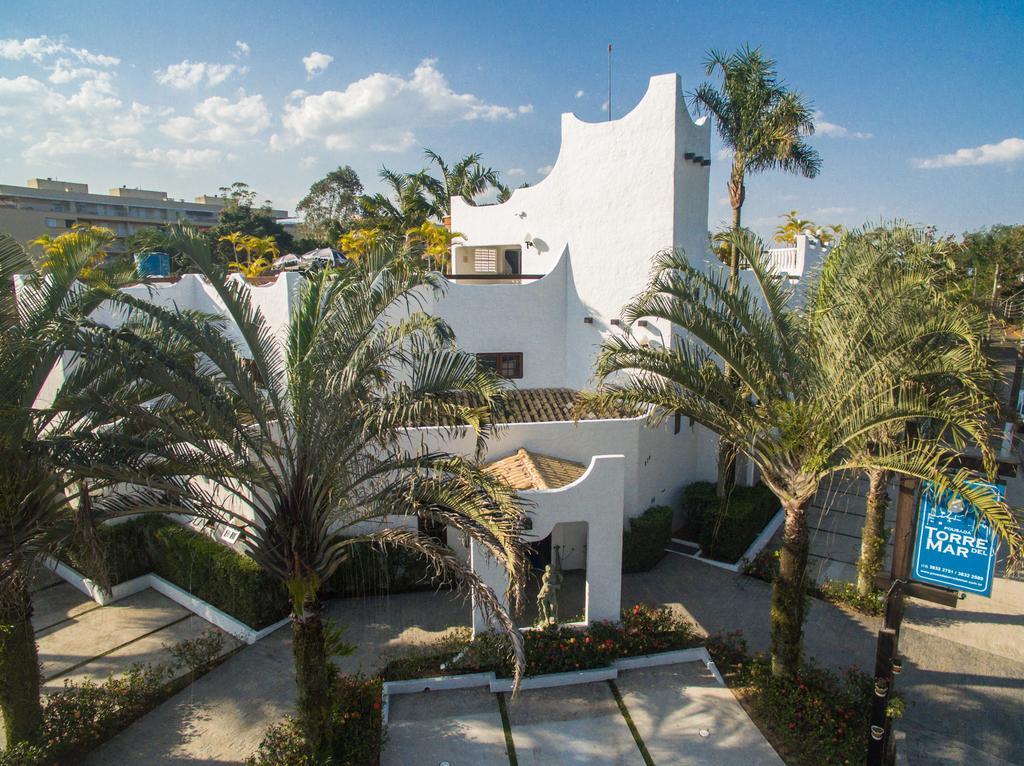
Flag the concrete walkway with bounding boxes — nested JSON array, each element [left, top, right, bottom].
[[67, 552, 1024, 765], [383, 661, 781, 766], [32, 570, 238, 695], [85, 590, 466, 765]]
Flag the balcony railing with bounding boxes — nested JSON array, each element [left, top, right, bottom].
[[442, 273, 544, 282]]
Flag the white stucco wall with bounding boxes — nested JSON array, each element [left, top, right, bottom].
[[472, 453, 625, 633], [446, 73, 712, 390]]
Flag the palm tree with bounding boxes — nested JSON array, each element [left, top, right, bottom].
[[356, 168, 435, 239], [814, 224, 998, 596], [0, 230, 151, 745], [773, 210, 813, 245], [690, 46, 821, 277], [88, 228, 529, 758], [422, 149, 503, 217], [586, 230, 1022, 677]]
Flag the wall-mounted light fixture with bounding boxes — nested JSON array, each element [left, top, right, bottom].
[[683, 152, 695, 160], [611, 318, 622, 327], [583, 316, 594, 324], [701, 159, 711, 167], [637, 320, 649, 328], [524, 232, 535, 249]]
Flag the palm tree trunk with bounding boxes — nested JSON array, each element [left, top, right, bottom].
[[717, 174, 746, 497], [0, 568, 42, 748], [292, 595, 334, 758], [857, 469, 891, 596], [771, 496, 811, 678]]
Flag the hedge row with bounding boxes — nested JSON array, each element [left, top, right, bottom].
[[66, 516, 444, 629], [621, 504, 674, 573], [681, 481, 779, 564]]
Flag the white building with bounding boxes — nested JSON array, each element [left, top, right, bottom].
[[34, 73, 792, 631]]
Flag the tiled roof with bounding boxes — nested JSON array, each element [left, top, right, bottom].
[[485, 448, 586, 490], [439, 388, 640, 425]]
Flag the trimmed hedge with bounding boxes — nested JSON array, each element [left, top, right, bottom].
[[66, 516, 287, 628], [679, 482, 779, 564], [68, 516, 445, 629], [621, 505, 674, 573]]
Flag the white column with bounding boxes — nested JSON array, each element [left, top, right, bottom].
[[470, 539, 510, 637], [584, 455, 625, 624]]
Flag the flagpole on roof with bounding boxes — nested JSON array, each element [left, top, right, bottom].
[[607, 43, 612, 121]]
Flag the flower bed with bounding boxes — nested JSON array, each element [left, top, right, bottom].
[[744, 550, 886, 616], [246, 675, 383, 766], [382, 603, 700, 681], [706, 631, 885, 766], [0, 631, 229, 766]]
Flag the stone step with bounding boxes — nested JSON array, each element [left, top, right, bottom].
[[665, 540, 700, 557]]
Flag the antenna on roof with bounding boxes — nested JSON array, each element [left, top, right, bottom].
[[607, 43, 612, 121]]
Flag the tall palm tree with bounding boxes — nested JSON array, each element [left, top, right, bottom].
[[814, 224, 998, 596], [87, 228, 529, 758], [356, 168, 435, 238], [0, 230, 152, 746], [422, 149, 503, 217], [586, 230, 1022, 677], [690, 46, 821, 277]]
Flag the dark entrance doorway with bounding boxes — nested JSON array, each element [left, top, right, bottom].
[[527, 532, 552, 570], [503, 248, 522, 275]]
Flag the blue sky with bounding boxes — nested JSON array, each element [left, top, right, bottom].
[[2, 1, 1022, 238]]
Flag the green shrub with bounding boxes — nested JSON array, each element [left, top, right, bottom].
[[817, 580, 885, 616], [0, 742, 48, 766], [323, 541, 443, 597], [381, 603, 699, 681], [64, 515, 167, 584], [699, 484, 779, 563], [678, 481, 718, 540], [148, 523, 289, 629], [706, 631, 875, 766], [621, 505, 674, 573], [246, 675, 384, 766]]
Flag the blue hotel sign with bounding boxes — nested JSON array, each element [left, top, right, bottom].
[[913, 480, 1002, 597]]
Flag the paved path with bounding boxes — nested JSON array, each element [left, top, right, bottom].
[[383, 661, 781, 766], [85, 590, 466, 765], [69, 551, 1023, 765], [32, 570, 238, 695]]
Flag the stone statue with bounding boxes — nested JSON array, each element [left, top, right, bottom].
[[537, 564, 563, 625]]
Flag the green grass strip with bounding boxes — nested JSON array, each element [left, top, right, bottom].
[[496, 692, 518, 766], [608, 680, 655, 766]]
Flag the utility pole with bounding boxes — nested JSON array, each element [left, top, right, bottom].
[[868, 475, 960, 765], [607, 43, 612, 121]]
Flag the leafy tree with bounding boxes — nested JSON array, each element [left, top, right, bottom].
[[207, 183, 293, 262], [356, 168, 435, 238], [90, 229, 529, 757], [0, 231, 162, 746], [337, 227, 386, 262], [954, 225, 1024, 313], [586, 230, 1021, 677], [406, 221, 464, 271], [816, 224, 998, 596], [295, 166, 364, 244], [690, 46, 822, 276], [421, 149, 502, 217]]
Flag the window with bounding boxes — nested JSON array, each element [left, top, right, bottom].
[[477, 352, 523, 379], [45, 217, 58, 228], [474, 247, 497, 272]]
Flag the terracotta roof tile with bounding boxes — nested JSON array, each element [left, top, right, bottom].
[[484, 448, 586, 490], [437, 388, 639, 425]]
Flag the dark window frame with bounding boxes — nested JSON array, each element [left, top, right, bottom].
[[476, 352, 524, 380]]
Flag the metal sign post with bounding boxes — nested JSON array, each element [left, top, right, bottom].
[[867, 476, 1001, 765]]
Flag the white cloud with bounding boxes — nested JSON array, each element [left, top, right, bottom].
[[915, 137, 1024, 169], [300, 155, 318, 168], [0, 35, 119, 68], [160, 91, 270, 143], [234, 41, 250, 58], [536, 164, 553, 176], [303, 51, 333, 78], [813, 110, 872, 139], [575, 89, 585, 98], [279, 59, 530, 152], [506, 168, 525, 177], [814, 206, 855, 216], [155, 59, 246, 89]]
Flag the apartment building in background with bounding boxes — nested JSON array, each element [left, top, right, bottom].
[[0, 178, 288, 253]]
